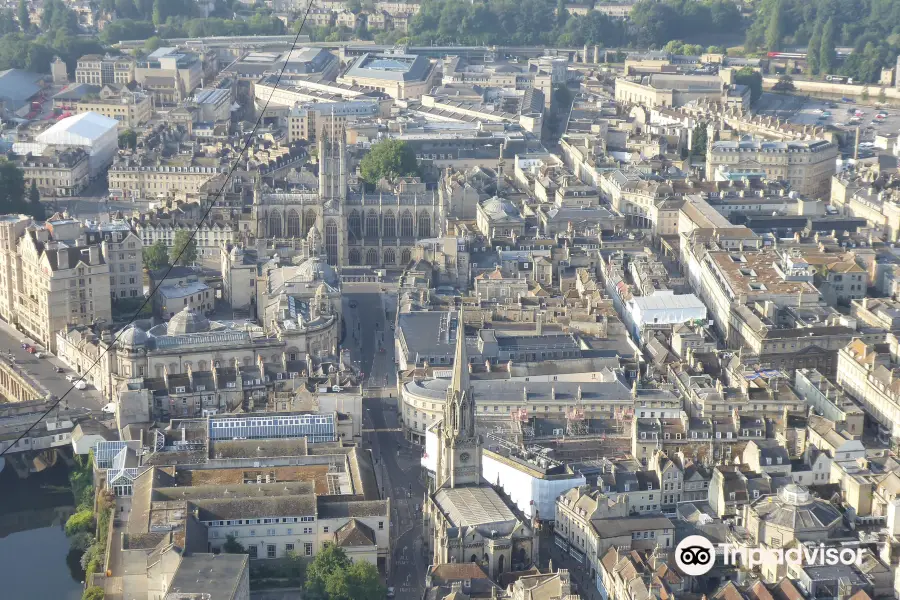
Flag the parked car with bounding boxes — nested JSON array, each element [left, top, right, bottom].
[[101, 403, 116, 414], [54, 366, 63, 373], [74, 380, 87, 390], [65, 374, 76, 382]]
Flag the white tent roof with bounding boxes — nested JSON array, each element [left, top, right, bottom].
[[36, 111, 118, 145]]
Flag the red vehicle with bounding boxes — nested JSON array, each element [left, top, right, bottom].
[[26, 346, 36, 354]]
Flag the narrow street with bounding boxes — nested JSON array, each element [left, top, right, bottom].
[[344, 282, 425, 600]]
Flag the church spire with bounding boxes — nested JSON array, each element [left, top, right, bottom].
[[449, 306, 469, 395]]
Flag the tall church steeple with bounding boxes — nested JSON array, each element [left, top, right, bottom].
[[436, 306, 481, 489], [444, 306, 475, 439]]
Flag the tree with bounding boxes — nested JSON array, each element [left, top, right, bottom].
[[144, 35, 162, 53], [169, 230, 197, 266], [807, 19, 822, 76], [359, 139, 419, 187], [733, 67, 763, 103], [222, 534, 245, 554], [65, 509, 95, 536], [118, 129, 137, 150], [819, 17, 837, 76], [765, 0, 785, 51], [878, 87, 887, 103], [17, 0, 29, 32], [143, 240, 169, 270], [691, 124, 708, 156], [342, 561, 385, 600], [556, 0, 567, 28], [773, 75, 796, 92], [0, 160, 26, 215], [306, 545, 352, 600], [28, 179, 43, 220], [82, 587, 105, 600]]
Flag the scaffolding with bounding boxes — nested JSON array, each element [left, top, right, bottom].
[[565, 405, 586, 436]]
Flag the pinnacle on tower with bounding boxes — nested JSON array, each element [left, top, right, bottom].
[[449, 305, 469, 396]]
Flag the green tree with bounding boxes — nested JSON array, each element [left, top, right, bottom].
[[879, 87, 887, 103], [733, 67, 763, 103], [169, 230, 197, 266], [306, 545, 352, 600], [773, 74, 796, 91], [28, 179, 43, 220], [359, 139, 419, 187], [143, 240, 169, 270], [65, 509, 95, 536], [764, 0, 784, 51], [807, 19, 822, 75], [82, 586, 105, 600], [144, 35, 162, 53], [0, 160, 26, 214], [118, 129, 137, 150], [556, 0, 567, 28], [819, 17, 837, 75], [691, 124, 708, 156], [222, 534, 245, 554], [17, 0, 29, 32]]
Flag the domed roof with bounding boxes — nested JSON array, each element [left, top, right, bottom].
[[480, 196, 520, 219], [751, 484, 841, 531], [167, 307, 210, 335], [117, 325, 149, 348], [294, 255, 338, 286]]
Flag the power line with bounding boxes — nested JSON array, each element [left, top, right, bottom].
[[0, 3, 318, 457]]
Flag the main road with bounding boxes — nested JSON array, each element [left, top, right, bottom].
[[343, 282, 425, 600], [0, 317, 107, 412]]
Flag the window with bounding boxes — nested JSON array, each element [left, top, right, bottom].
[[286, 543, 295, 554], [305, 543, 313, 556], [378, 521, 384, 530], [323, 526, 329, 533], [267, 544, 277, 559], [249, 546, 258, 559]]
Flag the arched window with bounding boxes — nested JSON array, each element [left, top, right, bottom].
[[366, 248, 378, 265], [197, 360, 207, 371], [268, 211, 282, 237], [349, 249, 361, 265], [384, 248, 396, 265], [400, 210, 414, 238], [383, 211, 396, 238], [400, 248, 411, 265], [348, 211, 362, 239], [286, 209, 301, 237], [366, 210, 378, 237], [325, 219, 338, 265], [303, 209, 317, 236], [418, 211, 431, 237]]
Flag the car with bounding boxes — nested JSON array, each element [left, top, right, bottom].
[[54, 366, 63, 373], [74, 380, 87, 390], [65, 374, 76, 382], [34, 351, 45, 358], [101, 403, 116, 414], [349, 300, 358, 308], [387, 588, 395, 598], [26, 346, 37, 354]]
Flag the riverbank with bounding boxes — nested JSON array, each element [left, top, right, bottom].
[[0, 462, 82, 600]]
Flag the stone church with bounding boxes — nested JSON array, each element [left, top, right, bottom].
[[251, 130, 440, 268], [424, 308, 538, 579]]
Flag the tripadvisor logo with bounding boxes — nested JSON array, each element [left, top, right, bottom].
[[674, 535, 864, 576]]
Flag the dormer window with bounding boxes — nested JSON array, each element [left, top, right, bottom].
[[175, 386, 185, 393]]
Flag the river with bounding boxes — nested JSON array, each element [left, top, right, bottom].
[[0, 462, 83, 600]]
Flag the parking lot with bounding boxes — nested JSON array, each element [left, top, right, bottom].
[[756, 92, 900, 156]]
